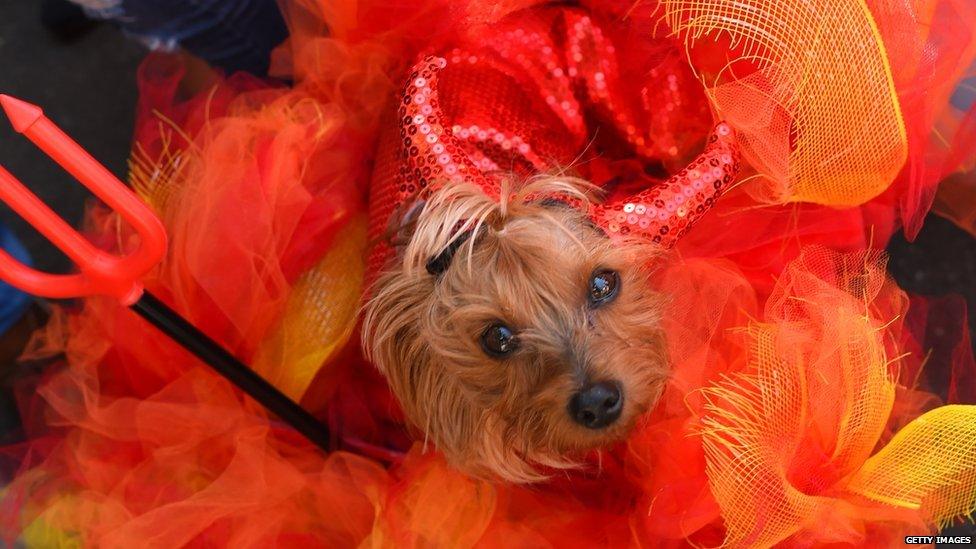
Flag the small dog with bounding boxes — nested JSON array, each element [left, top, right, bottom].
[[364, 177, 670, 482], [362, 6, 738, 482]]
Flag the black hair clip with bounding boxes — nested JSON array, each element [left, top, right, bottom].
[[425, 228, 476, 276], [538, 197, 573, 209]]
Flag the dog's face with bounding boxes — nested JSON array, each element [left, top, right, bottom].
[[363, 178, 668, 482]]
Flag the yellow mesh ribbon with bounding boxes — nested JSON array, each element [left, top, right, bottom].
[[847, 404, 976, 525], [129, 129, 189, 215], [661, 0, 908, 206], [252, 215, 367, 401]]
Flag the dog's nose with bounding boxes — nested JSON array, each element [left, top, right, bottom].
[[569, 381, 623, 429]]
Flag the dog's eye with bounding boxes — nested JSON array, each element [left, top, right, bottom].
[[589, 270, 620, 305], [481, 324, 518, 357]]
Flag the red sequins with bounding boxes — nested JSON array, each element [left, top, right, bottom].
[[589, 123, 740, 247], [396, 57, 499, 204], [370, 6, 742, 272]]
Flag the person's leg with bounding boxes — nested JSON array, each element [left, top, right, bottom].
[[63, 0, 289, 76]]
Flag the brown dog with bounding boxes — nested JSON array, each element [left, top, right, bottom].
[[362, 6, 738, 482], [364, 177, 669, 482]]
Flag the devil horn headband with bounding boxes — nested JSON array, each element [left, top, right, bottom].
[[397, 56, 740, 273]]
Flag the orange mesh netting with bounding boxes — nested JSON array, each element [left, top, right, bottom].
[[1, 0, 975, 547], [660, 0, 976, 238], [665, 0, 976, 284], [872, 0, 976, 238], [660, 0, 908, 206], [699, 248, 976, 547]]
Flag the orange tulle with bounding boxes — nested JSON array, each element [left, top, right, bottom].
[[3, 0, 976, 547]]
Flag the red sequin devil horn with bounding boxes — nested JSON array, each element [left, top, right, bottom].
[[397, 57, 497, 200], [588, 123, 740, 248]]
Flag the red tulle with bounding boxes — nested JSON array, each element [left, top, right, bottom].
[[2, 0, 975, 546]]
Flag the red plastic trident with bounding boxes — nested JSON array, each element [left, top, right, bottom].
[[0, 94, 167, 304], [0, 94, 332, 452]]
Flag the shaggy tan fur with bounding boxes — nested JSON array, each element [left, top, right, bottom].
[[362, 177, 669, 482]]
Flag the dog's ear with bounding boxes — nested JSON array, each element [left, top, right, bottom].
[[387, 198, 427, 256], [386, 197, 483, 276]]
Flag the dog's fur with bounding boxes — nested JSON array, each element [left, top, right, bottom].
[[363, 177, 669, 482]]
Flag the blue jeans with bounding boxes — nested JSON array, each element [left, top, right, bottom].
[[69, 0, 288, 75], [0, 224, 31, 335], [950, 60, 976, 112]]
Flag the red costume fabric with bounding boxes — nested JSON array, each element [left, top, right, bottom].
[[367, 7, 740, 276], [2, 0, 976, 547]]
